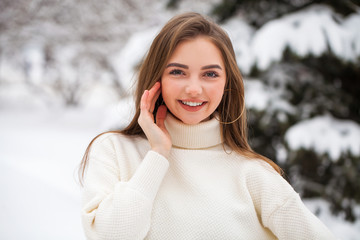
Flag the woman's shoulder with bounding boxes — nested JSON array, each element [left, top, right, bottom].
[[92, 131, 146, 145], [235, 154, 296, 198], [89, 132, 149, 155], [231, 152, 278, 176], [85, 132, 151, 172], [231, 153, 290, 189]]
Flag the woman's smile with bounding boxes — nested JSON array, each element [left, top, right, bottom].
[[178, 100, 208, 112]]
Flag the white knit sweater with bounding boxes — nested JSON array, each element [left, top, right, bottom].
[[82, 114, 336, 240]]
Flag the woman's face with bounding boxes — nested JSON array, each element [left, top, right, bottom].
[[161, 36, 226, 125]]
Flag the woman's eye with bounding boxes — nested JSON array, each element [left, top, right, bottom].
[[204, 71, 219, 78], [169, 69, 184, 75]]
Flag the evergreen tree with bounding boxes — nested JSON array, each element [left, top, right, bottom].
[[211, 0, 360, 221]]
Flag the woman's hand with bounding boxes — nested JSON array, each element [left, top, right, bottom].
[[138, 82, 172, 158]]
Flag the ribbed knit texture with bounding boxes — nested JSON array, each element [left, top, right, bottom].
[[82, 114, 337, 240], [164, 113, 222, 149]]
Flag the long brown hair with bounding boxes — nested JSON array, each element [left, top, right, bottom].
[[78, 12, 282, 184]]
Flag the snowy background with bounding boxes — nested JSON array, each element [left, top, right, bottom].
[[1, 0, 360, 239]]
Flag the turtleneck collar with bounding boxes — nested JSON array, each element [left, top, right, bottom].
[[164, 113, 223, 149]]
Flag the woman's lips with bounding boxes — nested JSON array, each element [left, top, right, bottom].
[[178, 100, 207, 112]]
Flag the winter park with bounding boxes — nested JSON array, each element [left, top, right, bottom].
[[0, 0, 360, 239]]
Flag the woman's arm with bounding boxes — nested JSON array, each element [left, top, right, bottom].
[[82, 82, 171, 239], [82, 138, 169, 240], [266, 193, 337, 239], [247, 161, 337, 240]]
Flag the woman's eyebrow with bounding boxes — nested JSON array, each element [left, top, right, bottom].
[[166, 63, 188, 69], [201, 64, 222, 70]]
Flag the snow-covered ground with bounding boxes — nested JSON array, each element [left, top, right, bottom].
[[0, 86, 135, 239], [0, 107, 99, 239]]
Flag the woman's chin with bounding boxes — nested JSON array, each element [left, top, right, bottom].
[[171, 112, 211, 125]]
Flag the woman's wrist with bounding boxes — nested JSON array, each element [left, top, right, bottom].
[[151, 148, 170, 159]]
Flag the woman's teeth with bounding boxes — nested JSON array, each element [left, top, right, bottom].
[[181, 101, 203, 107]]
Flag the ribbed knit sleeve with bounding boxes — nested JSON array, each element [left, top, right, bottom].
[[267, 194, 336, 239], [81, 135, 169, 240], [246, 161, 336, 240]]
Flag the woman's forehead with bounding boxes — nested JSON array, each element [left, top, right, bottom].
[[166, 37, 225, 69]]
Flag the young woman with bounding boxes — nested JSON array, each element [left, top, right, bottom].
[[79, 12, 336, 240]]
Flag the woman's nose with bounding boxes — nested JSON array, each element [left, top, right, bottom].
[[185, 79, 202, 96]]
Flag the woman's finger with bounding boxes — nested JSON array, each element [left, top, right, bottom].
[[140, 90, 150, 111], [147, 82, 161, 112], [139, 90, 154, 135], [150, 88, 161, 113]]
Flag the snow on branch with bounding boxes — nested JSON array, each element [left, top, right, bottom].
[[249, 4, 360, 71], [285, 114, 360, 161]]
